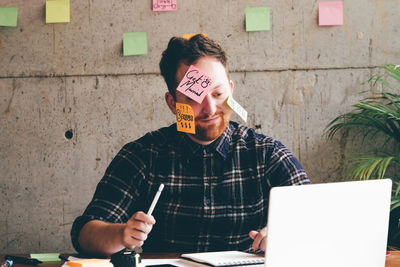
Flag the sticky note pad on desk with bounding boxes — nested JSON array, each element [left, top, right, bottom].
[[46, 0, 70, 23], [123, 32, 148, 56], [66, 259, 113, 267], [245, 6, 270, 31], [318, 1, 343, 26], [0, 7, 18, 27], [30, 253, 60, 262]]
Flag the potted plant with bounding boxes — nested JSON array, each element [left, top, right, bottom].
[[325, 64, 400, 247]]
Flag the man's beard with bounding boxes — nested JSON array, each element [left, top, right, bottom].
[[193, 110, 232, 142]]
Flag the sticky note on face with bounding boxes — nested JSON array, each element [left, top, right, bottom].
[[0, 7, 18, 27], [153, 0, 177, 11], [123, 32, 148, 56], [46, 0, 70, 23], [318, 1, 343, 26], [245, 6, 270, 32], [182, 33, 207, 40], [176, 65, 212, 104], [227, 95, 247, 122], [176, 103, 195, 134]]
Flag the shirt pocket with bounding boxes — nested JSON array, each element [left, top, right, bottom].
[[217, 167, 263, 208]]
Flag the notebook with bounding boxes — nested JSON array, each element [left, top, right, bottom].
[[180, 251, 264, 267], [265, 179, 392, 267]]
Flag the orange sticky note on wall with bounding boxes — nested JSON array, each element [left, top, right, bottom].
[[176, 103, 195, 134], [182, 33, 207, 40]]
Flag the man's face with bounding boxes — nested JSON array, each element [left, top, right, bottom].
[[175, 56, 233, 145]]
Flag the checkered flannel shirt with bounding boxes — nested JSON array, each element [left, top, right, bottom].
[[71, 121, 310, 253]]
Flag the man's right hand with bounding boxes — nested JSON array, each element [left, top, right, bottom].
[[122, 211, 156, 248]]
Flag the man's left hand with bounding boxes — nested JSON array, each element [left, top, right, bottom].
[[249, 226, 267, 251]]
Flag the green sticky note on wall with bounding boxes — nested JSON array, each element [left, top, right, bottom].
[[46, 0, 70, 23], [123, 32, 148, 56], [30, 253, 60, 262], [245, 6, 270, 31], [0, 7, 18, 27]]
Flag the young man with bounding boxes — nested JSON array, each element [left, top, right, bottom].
[[71, 35, 310, 256]]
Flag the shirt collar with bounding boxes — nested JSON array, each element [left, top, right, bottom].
[[175, 122, 233, 159]]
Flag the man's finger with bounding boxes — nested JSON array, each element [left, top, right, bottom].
[[249, 230, 258, 240], [252, 232, 263, 250], [131, 211, 156, 224]]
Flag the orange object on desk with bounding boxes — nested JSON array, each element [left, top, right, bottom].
[[66, 259, 112, 267]]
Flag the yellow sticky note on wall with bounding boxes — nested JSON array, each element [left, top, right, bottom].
[[227, 95, 247, 122], [46, 0, 70, 23], [176, 103, 195, 134], [182, 33, 208, 40]]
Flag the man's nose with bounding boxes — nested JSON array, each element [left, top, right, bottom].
[[201, 94, 217, 116]]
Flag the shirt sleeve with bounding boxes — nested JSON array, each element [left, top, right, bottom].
[[266, 139, 311, 186], [70, 142, 148, 253]]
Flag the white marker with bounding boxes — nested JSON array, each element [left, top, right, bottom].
[[147, 184, 164, 215]]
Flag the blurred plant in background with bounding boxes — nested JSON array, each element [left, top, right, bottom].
[[325, 64, 400, 247]]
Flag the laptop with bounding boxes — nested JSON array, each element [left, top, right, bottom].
[[265, 179, 392, 267]]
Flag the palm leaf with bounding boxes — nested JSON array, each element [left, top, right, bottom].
[[341, 153, 397, 181]]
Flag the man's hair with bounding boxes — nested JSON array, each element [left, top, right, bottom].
[[159, 34, 227, 98]]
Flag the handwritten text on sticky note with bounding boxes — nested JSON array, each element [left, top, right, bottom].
[[0, 7, 18, 27], [176, 103, 195, 134], [176, 65, 212, 104], [227, 96, 247, 122], [318, 1, 343, 26], [153, 0, 177, 11]]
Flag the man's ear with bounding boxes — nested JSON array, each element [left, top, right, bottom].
[[165, 92, 177, 115], [230, 80, 234, 94]]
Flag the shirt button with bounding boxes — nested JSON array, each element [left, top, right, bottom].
[[205, 198, 211, 205]]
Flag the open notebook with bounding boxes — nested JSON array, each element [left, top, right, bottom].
[[180, 251, 264, 267]]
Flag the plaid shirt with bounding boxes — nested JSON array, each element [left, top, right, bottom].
[[71, 121, 310, 253]]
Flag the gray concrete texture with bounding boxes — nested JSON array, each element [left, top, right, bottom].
[[0, 0, 399, 253]]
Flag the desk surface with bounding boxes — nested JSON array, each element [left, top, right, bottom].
[[2, 252, 400, 267]]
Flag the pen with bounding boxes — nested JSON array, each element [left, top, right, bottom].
[[58, 255, 69, 261], [147, 183, 164, 215], [127, 183, 164, 252], [4, 255, 42, 265], [1, 260, 13, 267]]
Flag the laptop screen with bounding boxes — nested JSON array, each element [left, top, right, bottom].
[[265, 179, 392, 267]]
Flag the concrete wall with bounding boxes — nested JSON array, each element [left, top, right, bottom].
[[1, 0, 399, 253]]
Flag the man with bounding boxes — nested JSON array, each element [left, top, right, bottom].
[[71, 34, 310, 256]]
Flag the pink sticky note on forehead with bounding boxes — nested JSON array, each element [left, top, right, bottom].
[[176, 65, 213, 104], [319, 1, 343, 26], [153, 0, 177, 11]]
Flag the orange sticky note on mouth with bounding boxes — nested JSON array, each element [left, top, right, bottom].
[[176, 103, 195, 134]]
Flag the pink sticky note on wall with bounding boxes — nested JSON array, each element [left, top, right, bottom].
[[319, 1, 343, 26], [153, 0, 177, 11], [176, 65, 213, 104]]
